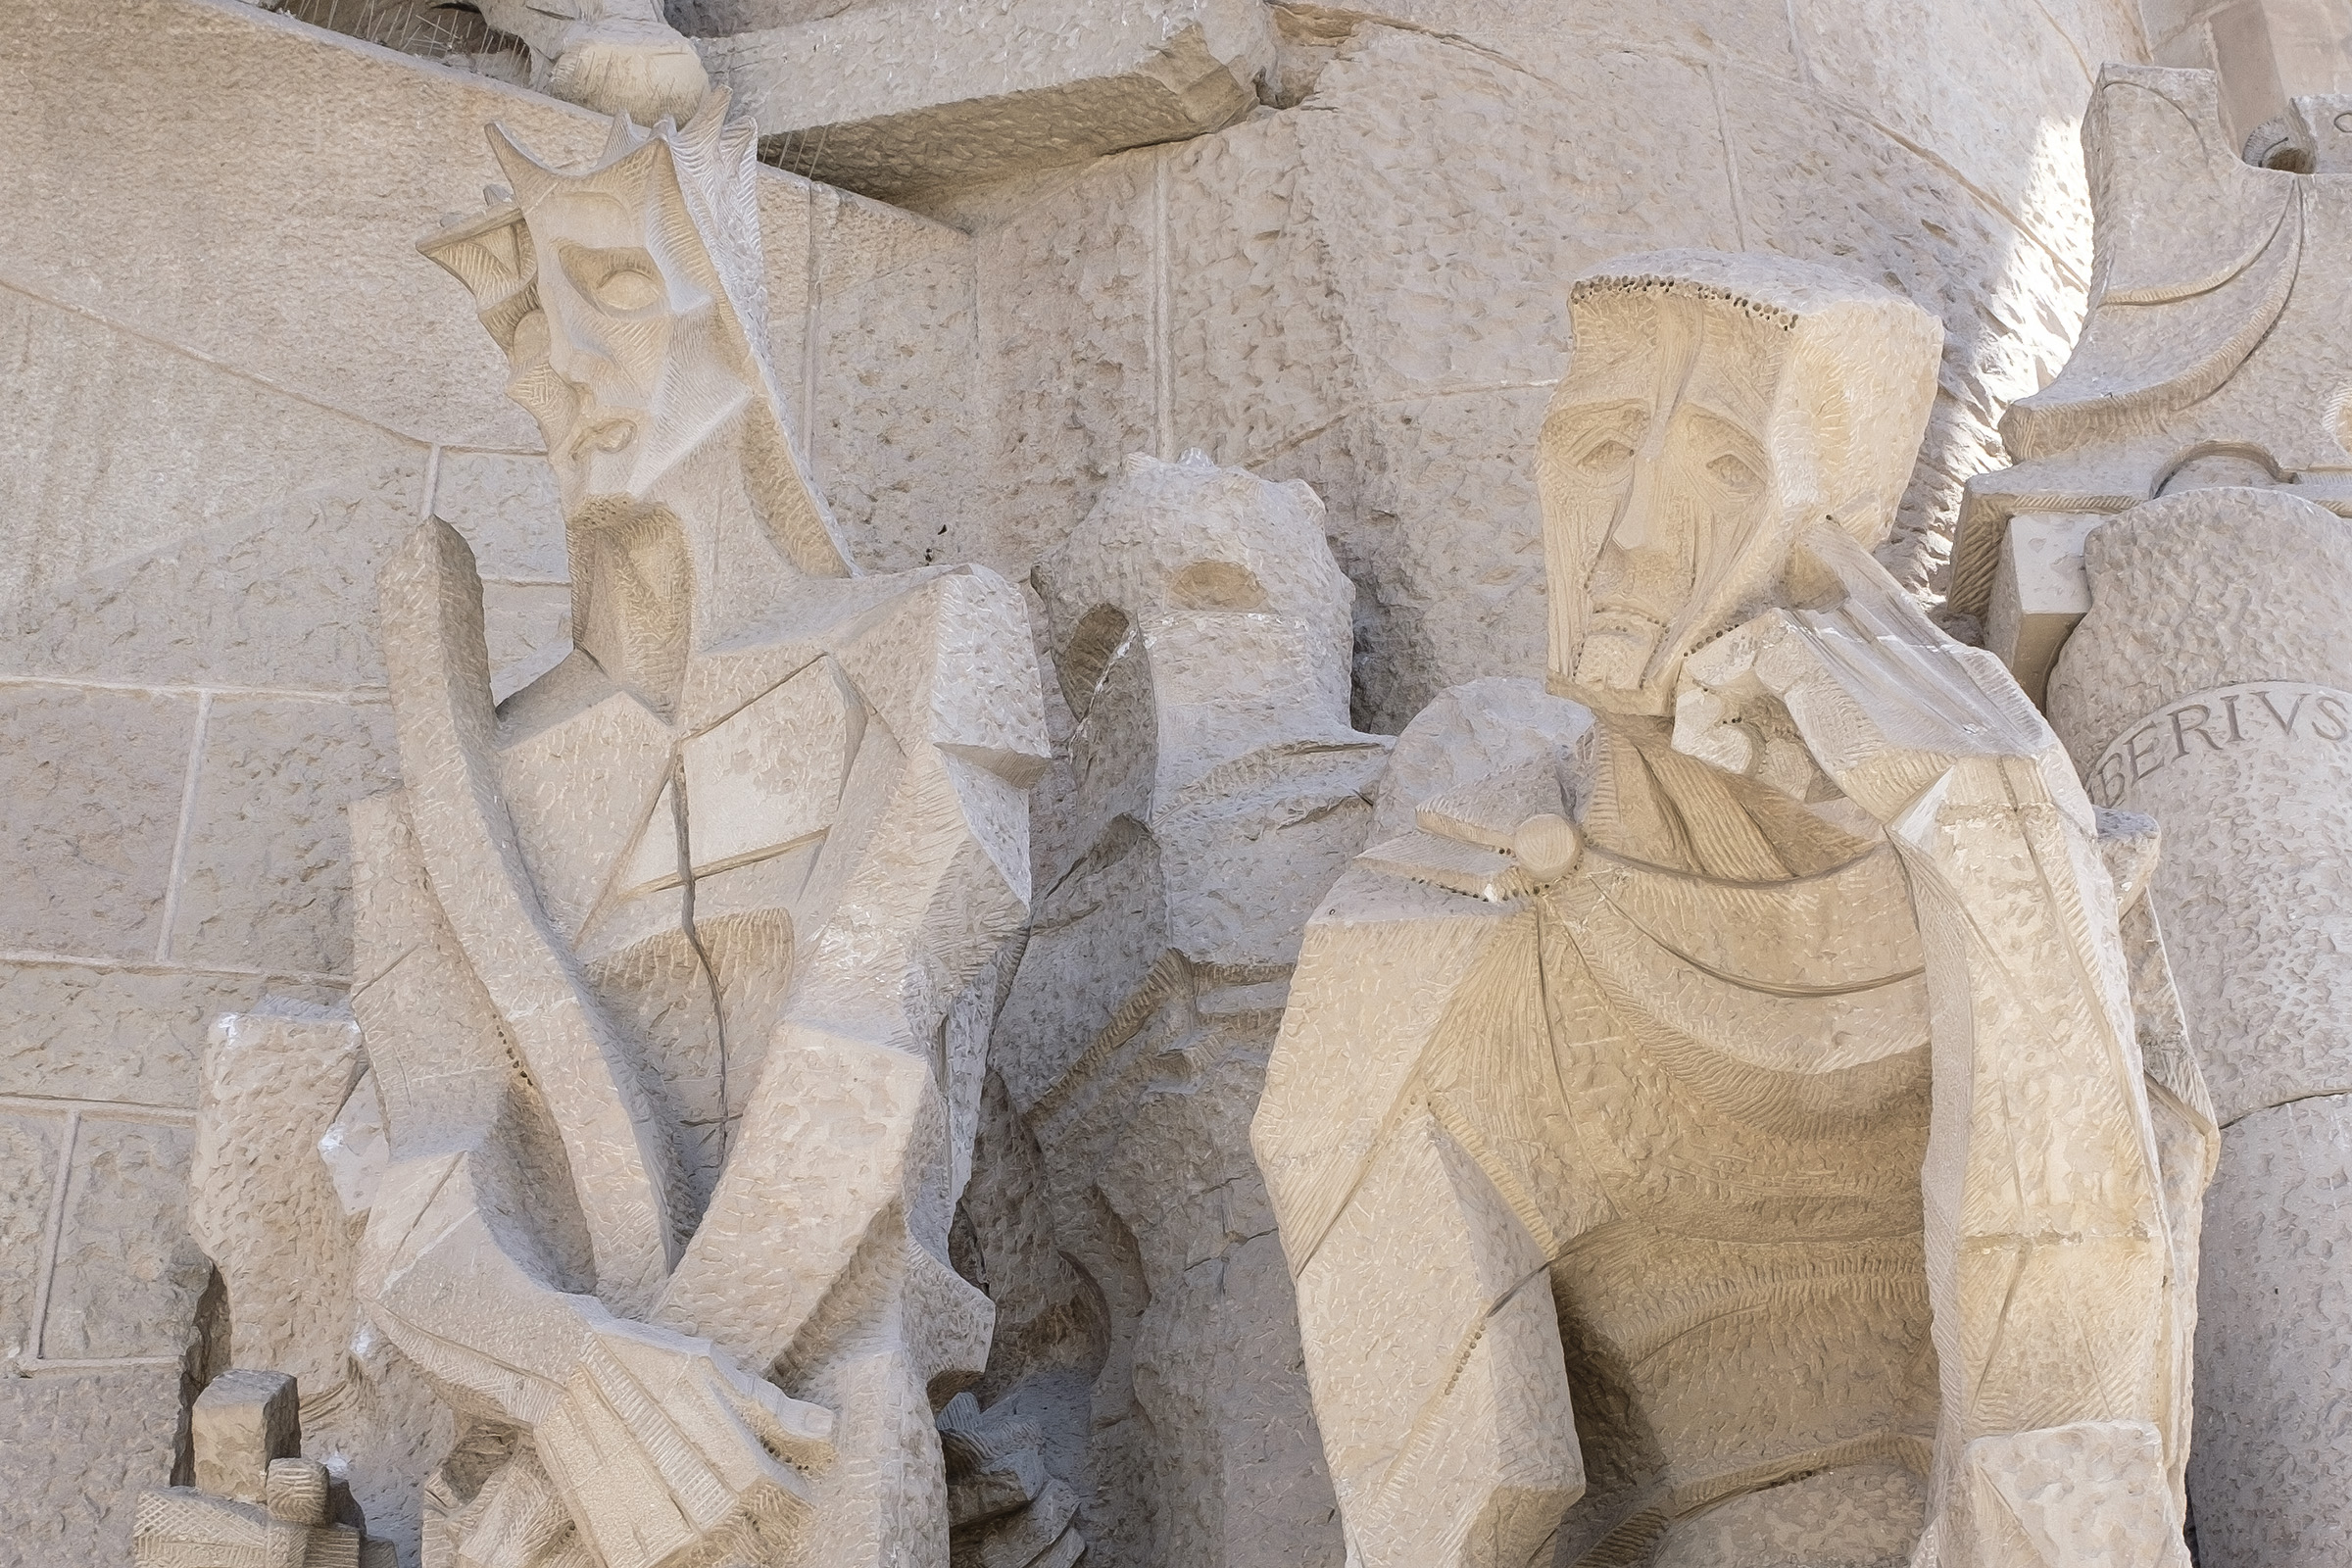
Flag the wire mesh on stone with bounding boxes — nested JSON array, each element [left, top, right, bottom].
[[275, 0, 530, 78]]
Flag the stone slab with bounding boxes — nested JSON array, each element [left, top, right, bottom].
[[168, 698, 404, 980], [42, 1115, 209, 1362], [703, 0, 1274, 200]]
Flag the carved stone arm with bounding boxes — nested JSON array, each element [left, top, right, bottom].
[[1676, 532, 2192, 1565]]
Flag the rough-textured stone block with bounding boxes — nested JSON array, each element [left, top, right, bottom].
[[0, 1110, 66, 1365], [5, 442, 428, 694], [0, 686, 199, 961], [430, 453, 567, 585], [0, 1366, 184, 1564], [2193, 1094, 2352, 1568], [705, 0, 1273, 200], [0, 963, 324, 1109], [168, 698, 403, 978], [192, 1369, 302, 1504], [0, 293, 428, 638], [813, 223, 983, 575], [42, 1115, 208, 1361]]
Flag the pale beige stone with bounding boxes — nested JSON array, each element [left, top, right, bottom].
[[1984, 512, 2099, 709], [44, 1116, 214, 1363], [1953, 65, 2352, 644], [2045, 489, 2352, 1568], [168, 699, 404, 980], [0, 1367, 187, 1565], [349, 98, 1047, 1568], [985, 451, 1388, 1567], [701, 0, 1273, 200], [136, 1368, 401, 1568], [0, 1112, 65, 1366], [1257, 252, 2210, 1568], [0, 686, 201, 961], [192, 1369, 302, 1504]]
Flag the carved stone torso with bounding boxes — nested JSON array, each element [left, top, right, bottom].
[[1427, 721, 1937, 1556], [487, 567, 957, 1237]]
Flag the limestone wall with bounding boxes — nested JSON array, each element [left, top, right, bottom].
[[906, 0, 2148, 730]]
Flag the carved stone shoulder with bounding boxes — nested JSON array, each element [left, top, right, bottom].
[[1349, 675, 1594, 902]]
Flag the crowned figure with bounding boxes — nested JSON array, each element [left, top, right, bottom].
[[350, 94, 1048, 1568]]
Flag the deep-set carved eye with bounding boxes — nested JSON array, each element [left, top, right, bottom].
[[594, 267, 662, 312], [1707, 452, 1761, 496], [1578, 438, 1637, 478], [560, 245, 667, 315]]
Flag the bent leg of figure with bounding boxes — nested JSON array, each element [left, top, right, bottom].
[[1295, 1111, 1580, 1568]]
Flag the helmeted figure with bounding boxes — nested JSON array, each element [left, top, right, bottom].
[[1253, 251, 2216, 1568], [351, 95, 1047, 1568]]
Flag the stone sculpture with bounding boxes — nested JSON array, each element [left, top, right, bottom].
[[186, 1001, 445, 1553], [353, 94, 1048, 1568], [1253, 250, 2217, 1568], [980, 451, 1388, 1565], [1953, 65, 2352, 1568]]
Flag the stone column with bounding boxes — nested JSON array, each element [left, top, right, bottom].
[[2048, 485, 2352, 1568]]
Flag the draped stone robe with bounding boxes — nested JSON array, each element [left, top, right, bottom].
[[1255, 683, 2211, 1568]]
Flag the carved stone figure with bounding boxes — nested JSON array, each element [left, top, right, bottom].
[[352, 95, 1047, 1568], [978, 451, 1388, 1567], [1253, 251, 2216, 1568], [1955, 65, 2352, 1568]]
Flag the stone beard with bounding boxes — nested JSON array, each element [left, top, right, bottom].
[[345, 96, 1049, 1568], [1255, 250, 2215, 1568]]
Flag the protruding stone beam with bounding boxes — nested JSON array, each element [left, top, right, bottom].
[[697, 0, 1274, 200]]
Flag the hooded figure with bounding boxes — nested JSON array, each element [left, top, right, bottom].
[[1253, 251, 2216, 1568]]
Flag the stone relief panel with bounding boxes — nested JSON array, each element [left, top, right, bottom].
[[1255, 251, 2215, 1568]]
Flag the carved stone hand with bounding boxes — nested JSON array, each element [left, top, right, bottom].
[[536, 1318, 835, 1568], [1674, 526, 2068, 828]]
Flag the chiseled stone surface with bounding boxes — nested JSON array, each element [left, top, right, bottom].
[[1258, 252, 2211, 1567], [0, 1112, 66, 1364], [0, 686, 200, 962], [167, 698, 404, 980], [43, 1116, 212, 1362], [702, 0, 1275, 200], [2049, 490, 2352, 1568], [349, 99, 1047, 1568], [1969, 70, 2352, 1567], [989, 452, 1386, 1566], [0, 0, 2276, 1564], [2192, 1095, 2352, 1568], [0, 965, 334, 1111], [0, 1368, 187, 1564]]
